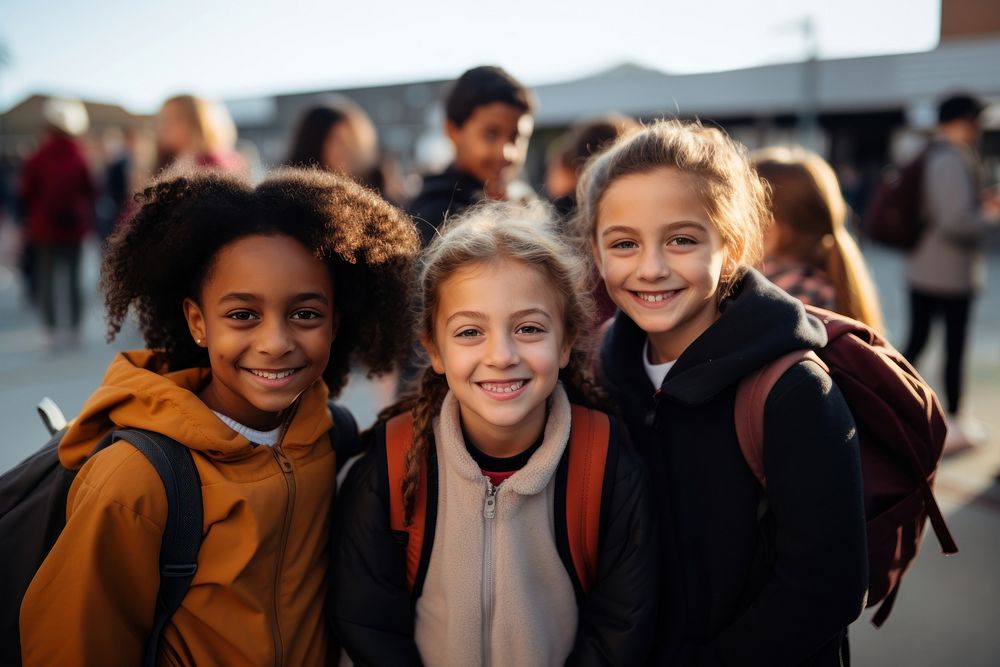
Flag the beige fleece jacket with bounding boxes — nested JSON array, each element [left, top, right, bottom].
[[414, 385, 578, 667]]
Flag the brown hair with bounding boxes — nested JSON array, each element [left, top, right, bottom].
[[753, 146, 885, 332], [574, 119, 770, 300], [385, 201, 608, 524]]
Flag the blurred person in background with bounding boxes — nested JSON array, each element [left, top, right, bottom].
[[547, 114, 639, 324], [283, 97, 404, 204], [903, 94, 1000, 450], [409, 65, 535, 246], [546, 114, 638, 219], [155, 94, 243, 173], [18, 98, 97, 350], [753, 146, 885, 332], [285, 98, 378, 180]]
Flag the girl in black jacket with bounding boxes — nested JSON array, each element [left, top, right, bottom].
[[575, 120, 868, 666], [331, 202, 659, 666]]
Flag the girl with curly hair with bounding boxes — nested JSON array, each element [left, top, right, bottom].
[[331, 201, 659, 666], [19, 167, 419, 666]]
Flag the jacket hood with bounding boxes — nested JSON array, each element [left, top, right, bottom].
[[59, 350, 332, 468], [601, 268, 827, 406]]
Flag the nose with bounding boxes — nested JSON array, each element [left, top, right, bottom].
[[255, 318, 295, 357], [486, 332, 519, 368], [635, 246, 669, 282]]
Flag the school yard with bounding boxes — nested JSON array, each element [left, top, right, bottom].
[[1, 235, 998, 665]]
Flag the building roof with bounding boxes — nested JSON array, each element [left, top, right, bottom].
[[531, 37, 1000, 125]]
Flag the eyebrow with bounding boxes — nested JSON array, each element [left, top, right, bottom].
[[601, 220, 707, 237], [218, 292, 330, 305], [444, 307, 551, 325]]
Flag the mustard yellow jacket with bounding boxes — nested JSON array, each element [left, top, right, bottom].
[[20, 350, 337, 666]]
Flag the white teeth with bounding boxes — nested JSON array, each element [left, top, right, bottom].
[[249, 369, 296, 380], [481, 381, 525, 394], [638, 291, 671, 302]]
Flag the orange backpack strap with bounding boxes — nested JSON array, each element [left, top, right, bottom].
[[734, 349, 827, 487], [385, 412, 427, 592], [565, 405, 611, 593]]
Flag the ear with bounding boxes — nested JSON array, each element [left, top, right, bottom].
[[420, 334, 445, 374], [445, 119, 461, 147], [558, 332, 576, 369], [182, 297, 208, 347]]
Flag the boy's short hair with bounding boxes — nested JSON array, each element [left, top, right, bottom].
[[445, 66, 535, 127], [938, 94, 984, 124]]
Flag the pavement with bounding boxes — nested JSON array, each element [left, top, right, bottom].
[[1, 227, 998, 665]]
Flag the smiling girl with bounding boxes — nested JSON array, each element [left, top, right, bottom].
[[578, 120, 868, 665], [331, 202, 658, 666], [19, 167, 419, 666]]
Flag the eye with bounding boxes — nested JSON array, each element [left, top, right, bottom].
[[516, 324, 546, 335], [610, 239, 638, 250], [667, 236, 697, 246], [456, 328, 482, 338], [226, 310, 257, 321], [291, 310, 322, 320]]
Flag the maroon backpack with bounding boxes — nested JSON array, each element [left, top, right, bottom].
[[864, 147, 930, 250], [734, 305, 957, 627]]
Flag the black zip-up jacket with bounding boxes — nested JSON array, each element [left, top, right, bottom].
[[600, 269, 868, 666], [408, 165, 486, 247], [329, 409, 659, 666]]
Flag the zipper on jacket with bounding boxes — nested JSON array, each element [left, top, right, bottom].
[[481, 479, 498, 667], [645, 388, 662, 427], [270, 444, 296, 667]]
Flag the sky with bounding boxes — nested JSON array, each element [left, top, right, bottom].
[[0, 0, 941, 114]]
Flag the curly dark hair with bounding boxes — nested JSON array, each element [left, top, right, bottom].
[[101, 166, 420, 397]]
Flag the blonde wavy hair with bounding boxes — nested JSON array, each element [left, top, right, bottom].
[[752, 146, 885, 332]]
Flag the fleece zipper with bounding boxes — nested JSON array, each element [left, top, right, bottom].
[[270, 443, 296, 667], [481, 478, 498, 667]]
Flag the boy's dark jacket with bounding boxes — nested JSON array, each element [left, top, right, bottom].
[[408, 165, 485, 246], [600, 269, 868, 666], [330, 407, 659, 666]]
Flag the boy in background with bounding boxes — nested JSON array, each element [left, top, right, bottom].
[[410, 66, 535, 246]]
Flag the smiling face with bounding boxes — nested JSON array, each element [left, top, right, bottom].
[[423, 258, 572, 457], [593, 167, 728, 363], [183, 234, 336, 430], [447, 102, 533, 199]]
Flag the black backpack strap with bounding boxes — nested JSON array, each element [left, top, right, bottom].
[[113, 429, 203, 667], [327, 401, 362, 466]]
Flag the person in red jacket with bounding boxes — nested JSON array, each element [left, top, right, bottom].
[[19, 98, 97, 349]]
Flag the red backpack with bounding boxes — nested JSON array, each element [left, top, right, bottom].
[[734, 305, 957, 627], [384, 405, 610, 593], [864, 147, 930, 250]]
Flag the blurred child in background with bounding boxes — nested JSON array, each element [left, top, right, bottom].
[[155, 94, 243, 173], [409, 66, 535, 246], [754, 146, 885, 332]]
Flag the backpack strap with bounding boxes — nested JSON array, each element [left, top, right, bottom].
[[734, 350, 828, 487], [327, 401, 361, 464], [385, 413, 427, 592], [112, 429, 203, 667], [565, 405, 611, 594]]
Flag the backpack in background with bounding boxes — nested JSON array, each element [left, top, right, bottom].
[[734, 304, 957, 628], [0, 421, 202, 667], [864, 147, 930, 250]]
